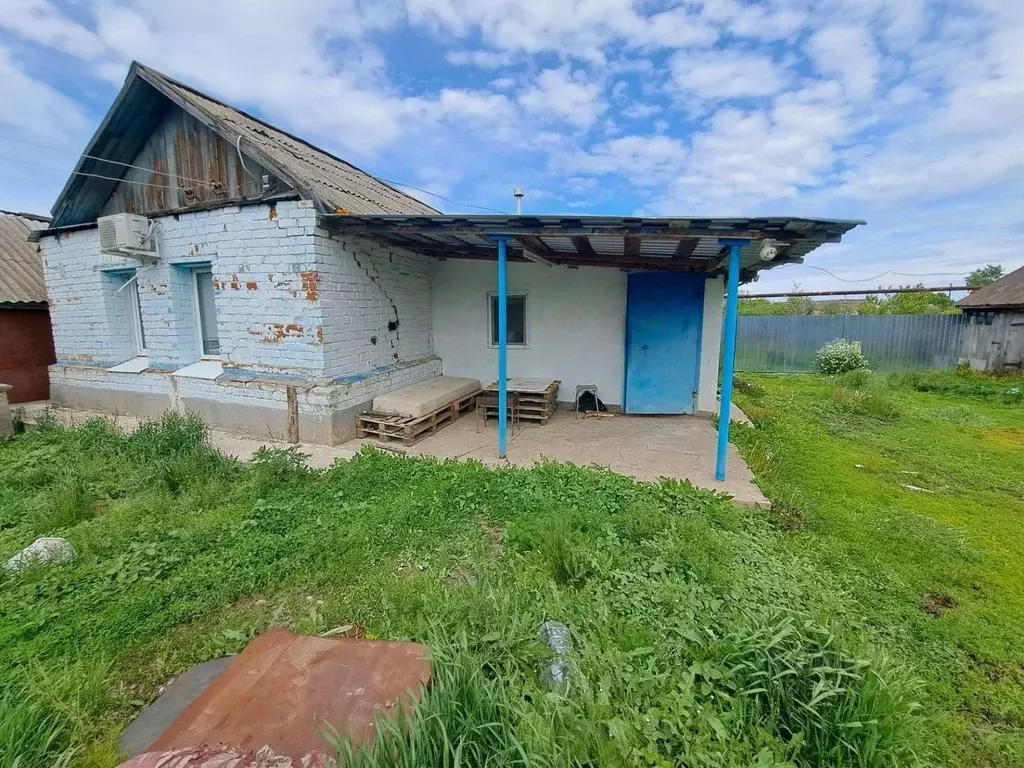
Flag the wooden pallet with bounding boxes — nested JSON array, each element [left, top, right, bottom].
[[482, 380, 560, 425], [357, 390, 480, 446]]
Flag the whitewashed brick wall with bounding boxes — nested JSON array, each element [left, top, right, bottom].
[[40, 200, 442, 441], [315, 230, 435, 381], [43, 201, 327, 376]]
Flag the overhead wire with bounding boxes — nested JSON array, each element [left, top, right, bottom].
[[801, 264, 969, 283], [0, 131, 508, 215], [372, 177, 508, 214], [0, 154, 204, 191], [0, 132, 221, 189]]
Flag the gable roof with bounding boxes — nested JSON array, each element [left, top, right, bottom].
[[958, 265, 1024, 310], [49, 62, 437, 228], [0, 211, 50, 304]]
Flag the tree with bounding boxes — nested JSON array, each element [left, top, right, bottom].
[[966, 264, 1005, 288], [859, 284, 960, 315]]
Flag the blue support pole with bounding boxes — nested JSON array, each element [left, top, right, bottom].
[[494, 236, 509, 458], [716, 238, 748, 481]]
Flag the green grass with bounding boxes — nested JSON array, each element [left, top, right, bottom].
[[733, 370, 1024, 767], [0, 413, 931, 767]]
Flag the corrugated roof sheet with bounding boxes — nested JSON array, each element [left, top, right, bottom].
[[0, 211, 49, 303], [321, 214, 864, 278], [958, 265, 1024, 309], [47, 62, 437, 228], [135, 65, 438, 217]]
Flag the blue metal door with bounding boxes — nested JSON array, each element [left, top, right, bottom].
[[625, 272, 705, 414]]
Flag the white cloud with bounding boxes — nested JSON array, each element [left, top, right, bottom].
[[809, 26, 880, 101], [621, 102, 660, 119], [697, 0, 808, 42], [670, 49, 790, 101], [834, 3, 1024, 203], [0, 0, 105, 59], [0, 45, 89, 141], [518, 67, 605, 129], [405, 0, 716, 62], [446, 49, 514, 68], [560, 135, 688, 185], [648, 83, 851, 213], [406, 88, 515, 126]]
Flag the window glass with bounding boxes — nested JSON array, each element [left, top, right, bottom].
[[123, 272, 147, 355], [195, 269, 220, 356], [489, 294, 527, 346]]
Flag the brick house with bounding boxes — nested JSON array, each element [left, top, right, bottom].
[[1, 210, 56, 403], [36, 62, 859, 459], [36, 63, 439, 443]]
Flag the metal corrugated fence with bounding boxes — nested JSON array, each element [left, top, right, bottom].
[[736, 314, 967, 373]]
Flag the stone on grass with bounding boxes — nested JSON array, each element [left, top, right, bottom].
[[4, 537, 76, 572]]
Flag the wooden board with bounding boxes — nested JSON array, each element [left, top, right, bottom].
[[481, 380, 560, 424], [357, 390, 479, 446]]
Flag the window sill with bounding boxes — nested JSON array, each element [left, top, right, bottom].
[[172, 360, 224, 380], [106, 356, 150, 373]]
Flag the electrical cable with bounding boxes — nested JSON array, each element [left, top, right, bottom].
[[0, 133, 220, 189], [371, 177, 508, 214], [0, 132, 507, 215], [0, 131, 509, 215], [801, 264, 969, 283], [0, 155, 201, 191], [235, 135, 256, 180]]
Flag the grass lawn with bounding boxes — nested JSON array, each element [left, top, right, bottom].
[[732, 369, 1024, 767], [0, 367, 1020, 767]]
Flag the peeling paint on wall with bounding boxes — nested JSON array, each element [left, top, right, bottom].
[[250, 323, 305, 343], [300, 271, 319, 302]]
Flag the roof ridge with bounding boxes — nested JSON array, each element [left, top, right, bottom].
[[0, 210, 51, 222], [131, 62, 439, 214], [959, 264, 1024, 308]]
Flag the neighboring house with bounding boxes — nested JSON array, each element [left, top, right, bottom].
[[35, 62, 860, 447], [958, 265, 1024, 372], [0, 210, 57, 403]]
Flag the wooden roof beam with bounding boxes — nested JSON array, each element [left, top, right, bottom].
[[571, 235, 597, 259], [513, 235, 559, 267]]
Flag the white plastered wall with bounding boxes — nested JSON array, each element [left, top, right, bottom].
[[432, 260, 627, 405]]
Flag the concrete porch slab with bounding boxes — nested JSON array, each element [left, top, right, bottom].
[[346, 409, 768, 508]]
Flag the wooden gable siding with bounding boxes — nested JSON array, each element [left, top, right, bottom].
[[100, 108, 285, 217]]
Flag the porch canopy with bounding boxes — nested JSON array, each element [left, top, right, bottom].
[[319, 214, 862, 281], [321, 214, 864, 480]]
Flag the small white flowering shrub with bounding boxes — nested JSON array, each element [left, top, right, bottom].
[[816, 338, 869, 375]]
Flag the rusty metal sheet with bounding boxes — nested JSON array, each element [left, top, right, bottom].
[[149, 628, 431, 762]]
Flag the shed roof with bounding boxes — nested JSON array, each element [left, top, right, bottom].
[[320, 214, 864, 280], [0, 211, 50, 304], [48, 62, 437, 228], [958, 265, 1024, 310]]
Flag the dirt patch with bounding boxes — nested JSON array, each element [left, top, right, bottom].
[[484, 524, 505, 557], [982, 427, 1024, 450], [923, 593, 956, 618]]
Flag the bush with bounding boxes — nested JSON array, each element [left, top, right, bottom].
[[816, 339, 869, 375]]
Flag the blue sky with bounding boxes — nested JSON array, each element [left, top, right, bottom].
[[1, 0, 1023, 293]]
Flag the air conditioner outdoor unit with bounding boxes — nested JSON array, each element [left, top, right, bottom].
[[98, 213, 158, 259]]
